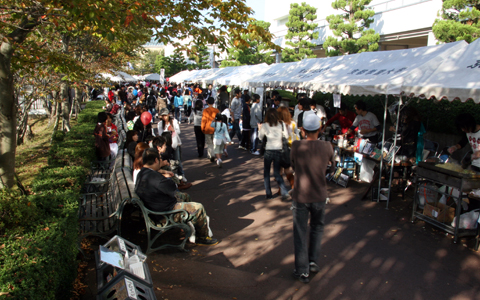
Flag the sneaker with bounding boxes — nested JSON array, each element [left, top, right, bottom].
[[251, 150, 260, 155], [237, 146, 247, 150], [292, 271, 310, 283], [309, 262, 320, 273], [196, 237, 219, 246], [181, 176, 187, 183], [217, 159, 222, 168], [178, 182, 192, 190], [281, 194, 292, 202]]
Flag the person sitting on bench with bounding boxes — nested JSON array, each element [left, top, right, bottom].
[[135, 148, 219, 246]]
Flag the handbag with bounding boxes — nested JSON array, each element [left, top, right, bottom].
[[280, 122, 291, 168]]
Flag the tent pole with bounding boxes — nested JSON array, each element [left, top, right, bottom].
[[386, 95, 402, 209], [377, 94, 388, 203]]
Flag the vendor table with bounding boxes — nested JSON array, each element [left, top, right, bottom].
[[330, 141, 413, 201], [411, 162, 480, 245]]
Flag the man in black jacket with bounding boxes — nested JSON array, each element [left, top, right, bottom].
[[135, 148, 219, 246]]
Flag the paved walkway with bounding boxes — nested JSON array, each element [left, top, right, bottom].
[[81, 121, 480, 300]]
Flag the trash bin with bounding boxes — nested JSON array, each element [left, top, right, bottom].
[[96, 273, 157, 300]]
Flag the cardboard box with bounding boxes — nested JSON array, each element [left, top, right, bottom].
[[423, 202, 456, 224]]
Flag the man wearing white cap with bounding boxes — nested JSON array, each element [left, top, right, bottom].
[[290, 113, 335, 283]]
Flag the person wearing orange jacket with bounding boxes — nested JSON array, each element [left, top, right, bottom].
[[201, 97, 220, 162]]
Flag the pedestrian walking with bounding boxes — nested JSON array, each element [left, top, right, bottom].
[[290, 113, 335, 283]]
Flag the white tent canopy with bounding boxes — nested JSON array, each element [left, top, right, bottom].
[[215, 64, 268, 87], [98, 71, 135, 82], [300, 41, 467, 96], [144, 73, 164, 82], [166, 40, 471, 100], [403, 38, 480, 102], [169, 70, 193, 83]]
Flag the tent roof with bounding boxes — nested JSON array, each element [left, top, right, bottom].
[[215, 64, 268, 87], [301, 41, 467, 96], [402, 39, 480, 102]]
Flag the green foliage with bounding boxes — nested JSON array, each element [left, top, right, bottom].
[[0, 189, 38, 233], [0, 101, 103, 299], [155, 53, 171, 77], [169, 50, 188, 77], [433, 0, 480, 43], [135, 50, 159, 74], [323, 0, 380, 56], [188, 44, 211, 70], [221, 21, 276, 67], [282, 3, 319, 63]]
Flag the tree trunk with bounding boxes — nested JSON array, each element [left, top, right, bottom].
[[61, 82, 71, 132], [0, 43, 17, 188]]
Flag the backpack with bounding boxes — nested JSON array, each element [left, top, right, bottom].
[[147, 95, 156, 108]]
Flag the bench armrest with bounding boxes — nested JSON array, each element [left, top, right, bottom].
[[131, 198, 192, 227]]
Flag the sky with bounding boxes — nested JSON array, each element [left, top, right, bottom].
[[245, 0, 265, 21]]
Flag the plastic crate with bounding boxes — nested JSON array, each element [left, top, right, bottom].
[[95, 250, 153, 293], [96, 274, 157, 300], [98, 235, 146, 267]]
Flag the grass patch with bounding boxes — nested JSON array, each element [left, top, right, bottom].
[[16, 117, 53, 190]]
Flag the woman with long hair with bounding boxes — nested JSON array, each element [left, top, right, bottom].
[[125, 130, 139, 159], [133, 142, 149, 184], [158, 108, 187, 182], [258, 108, 291, 201], [193, 100, 205, 157], [277, 106, 296, 191]]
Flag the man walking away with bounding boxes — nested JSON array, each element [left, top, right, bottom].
[[229, 89, 243, 144], [290, 114, 335, 283]]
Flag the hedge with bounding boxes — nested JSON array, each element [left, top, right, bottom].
[[0, 101, 104, 299]]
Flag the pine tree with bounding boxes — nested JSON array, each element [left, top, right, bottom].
[[188, 44, 211, 70], [154, 51, 171, 77], [433, 0, 480, 43], [169, 49, 188, 77], [323, 0, 380, 56], [221, 21, 276, 67], [282, 3, 319, 63]]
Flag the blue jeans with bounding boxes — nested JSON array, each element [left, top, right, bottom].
[[229, 119, 242, 142], [263, 150, 288, 198], [174, 107, 182, 122], [292, 201, 326, 274]]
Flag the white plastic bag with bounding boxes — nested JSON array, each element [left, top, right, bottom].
[[359, 159, 375, 183], [418, 183, 438, 209], [451, 209, 480, 229]]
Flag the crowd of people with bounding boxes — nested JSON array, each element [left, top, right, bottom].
[[94, 81, 433, 283]]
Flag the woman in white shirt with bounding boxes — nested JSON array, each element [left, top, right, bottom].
[[258, 108, 291, 201], [158, 108, 187, 182]]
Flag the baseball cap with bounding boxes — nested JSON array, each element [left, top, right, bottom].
[[303, 114, 321, 131], [159, 108, 169, 116]]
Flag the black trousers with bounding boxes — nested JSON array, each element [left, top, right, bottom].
[[194, 126, 205, 157], [240, 130, 251, 150]]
